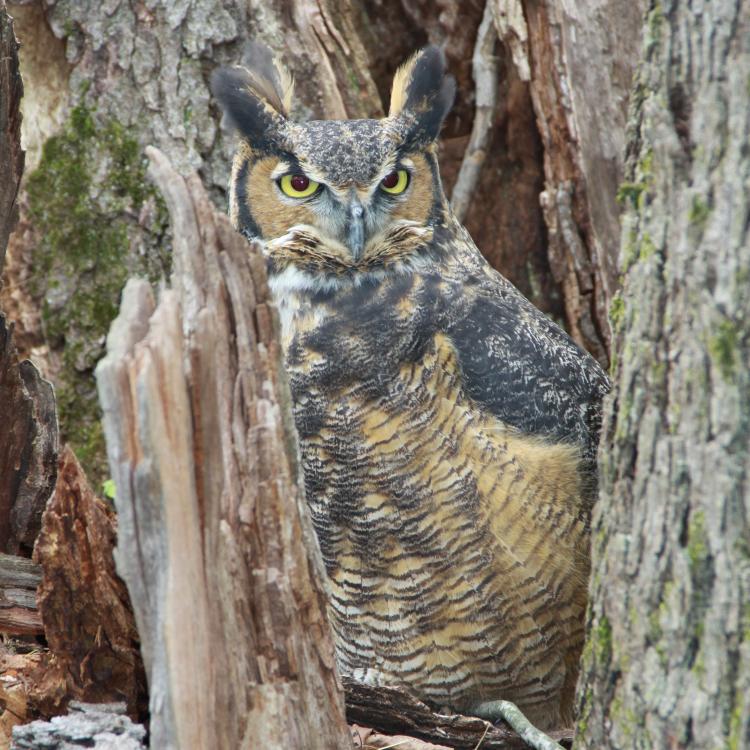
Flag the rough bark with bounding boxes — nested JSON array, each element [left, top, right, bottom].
[[32, 446, 146, 719], [95, 149, 350, 750], [577, 2, 750, 748], [0, 314, 58, 556], [0, 0, 23, 270]]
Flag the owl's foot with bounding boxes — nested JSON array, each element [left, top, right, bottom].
[[471, 700, 565, 750]]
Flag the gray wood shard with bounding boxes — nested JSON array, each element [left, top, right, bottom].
[[11, 702, 146, 750]]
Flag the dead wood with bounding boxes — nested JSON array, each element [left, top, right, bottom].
[[31, 446, 146, 719], [450, 1, 499, 222], [0, 554, 42, 636], [0, 647, 44, 745], [95, 148, 350, 749]]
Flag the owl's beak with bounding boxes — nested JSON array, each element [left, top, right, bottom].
[[347, 200, 365, 260]]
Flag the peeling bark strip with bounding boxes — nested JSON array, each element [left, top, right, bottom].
[[0, 3, 59, 558], [0, 0, 24, 269], [96, 149, 350, 750], [578, 2, 750, 748], [0, 315, 58, 555], [495, 0, 645, 364]]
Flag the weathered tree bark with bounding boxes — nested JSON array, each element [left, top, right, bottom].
[[0, 3, 58, 558], [577, 2, 750, 748], [95, 149, 351, 750], [0, 0, 23, 269], [493, 0, 645, 364]]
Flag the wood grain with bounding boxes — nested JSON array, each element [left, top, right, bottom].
[[95, 148, 350, 749]]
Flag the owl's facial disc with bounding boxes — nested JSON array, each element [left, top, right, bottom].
[[256, 149, 425, 262]]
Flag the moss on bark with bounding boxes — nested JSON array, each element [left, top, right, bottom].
[[27, 101, 169, 483]]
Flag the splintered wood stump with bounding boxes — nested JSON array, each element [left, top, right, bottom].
[[31, 446, 146, 718], [95, 148, 350, 750]]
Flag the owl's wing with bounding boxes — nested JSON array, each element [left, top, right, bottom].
[[441, 268, 610, 464]]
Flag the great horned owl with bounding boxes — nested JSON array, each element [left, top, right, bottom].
[[212, 45, 609, 730]]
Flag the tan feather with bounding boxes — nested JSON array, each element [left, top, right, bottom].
[[388, 49, 421, 117]]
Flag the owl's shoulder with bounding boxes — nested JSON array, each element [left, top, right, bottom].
[[430, 237, 610, 458]]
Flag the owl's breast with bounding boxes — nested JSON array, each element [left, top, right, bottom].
[[273, 271, 589, 725]]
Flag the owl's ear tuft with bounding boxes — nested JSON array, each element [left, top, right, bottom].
[[388, 46, 455, 147], [239, 41, 295, 116], [211, 44, 293, 148]]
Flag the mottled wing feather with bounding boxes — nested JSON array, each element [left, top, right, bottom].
[[446, 273, 610, 463]]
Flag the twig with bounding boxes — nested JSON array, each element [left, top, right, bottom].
[[450, 0, 499, 222], [472, 701, 565, 750], [473, 721, 491, 750]]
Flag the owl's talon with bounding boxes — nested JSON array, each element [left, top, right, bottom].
[[472, 700, 565, 750]]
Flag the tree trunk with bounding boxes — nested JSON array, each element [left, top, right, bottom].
[[0, 0, 23, 267], [576, 2, 750, 748], [95, 149, 351, 750]]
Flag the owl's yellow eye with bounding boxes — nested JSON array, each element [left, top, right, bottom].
[[380, 169, 409, 195], [279, 173, 320, 198]]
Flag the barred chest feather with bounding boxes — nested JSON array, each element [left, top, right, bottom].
[[269, 262, 595, 729]]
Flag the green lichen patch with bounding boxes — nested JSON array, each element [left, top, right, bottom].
[[610, 293, 626, 334], [593, 614, 613, 665], [639, 232, 657, 261], [616, 181, 646, 209], [687, 510, 709, 571], [688, 195, 711, 229], [27, 101, 170, 483], [645, 1, 663, 53], [708, 319, 740, 382], [728, 692, 746, 750]]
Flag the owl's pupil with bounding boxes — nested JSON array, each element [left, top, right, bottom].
[[291, 174, 309, 192], [382, 171, 399, 189]]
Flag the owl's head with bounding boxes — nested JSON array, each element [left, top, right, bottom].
[[211, 45, 455, 277]]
